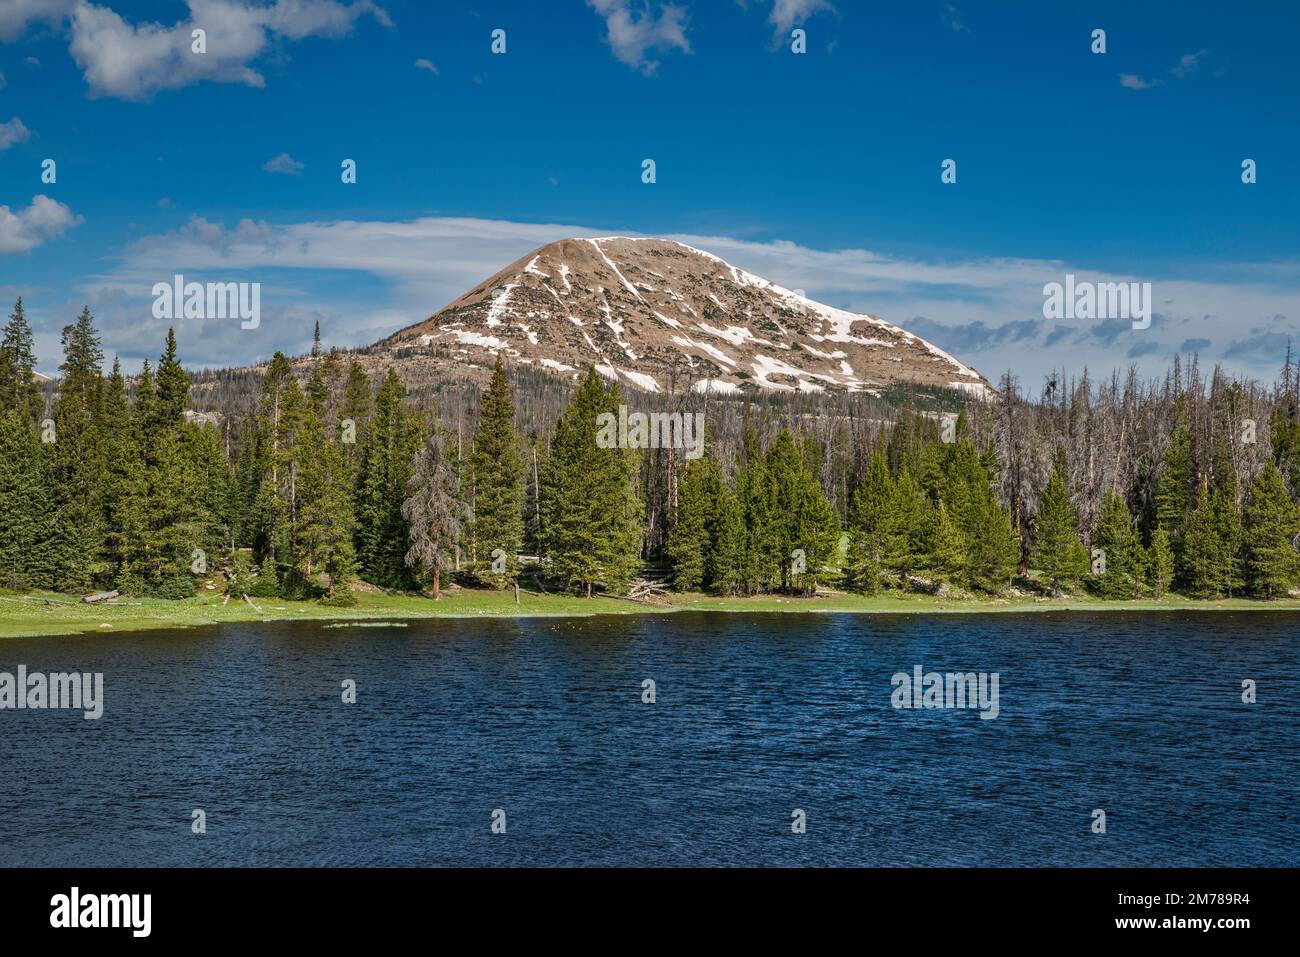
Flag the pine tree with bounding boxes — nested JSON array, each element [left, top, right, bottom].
[[355, 369, 422, 588], [1033, 455, 1088, 594], [153, 327, 190, 434], [846, 448, 892, 594], [133, 360, 157, 464], [0, 297, 41, 417], [707, 472, 746, 595], [298, 435, 357, 599], [340, 359, 373, 480], [49, 306, 106, 591], [402, 426, 466, 599], [468, 357, 525, 587], [666, 453, 714, 591], [1243, 463, 1300, 597], [965, 490, 1018, 593], [736, 425, 777, 593], [1182, 481, 1227, 598], [1155, 422, 1194, 576], [759, 428, 840, 593], [541, 368, 643, 596], [790, 435, 841, 593], [881, 467, 925, 583], [1147, 526, 1175, 597], [1093, 491, 1141, 598], [925, 499, 967, 587], [0, 409, 56, 589], [1211, 472, 1244, 596], [99, 357, 146, 583]]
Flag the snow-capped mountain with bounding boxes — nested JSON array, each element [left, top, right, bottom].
[[384, 237, 990, 398]]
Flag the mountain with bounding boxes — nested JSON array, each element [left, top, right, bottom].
[[380, 238, 990, 399]]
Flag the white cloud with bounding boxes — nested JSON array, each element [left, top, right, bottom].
[[0, 195, 82, 254], [768, 0, 834, 36], [414, 57, 438, 74], [262, 152, 305, 175], [586, 0, 690, 75], [46, 0, 391, 100], [0, 0, 74, 41], [0, 116, 31, 150]]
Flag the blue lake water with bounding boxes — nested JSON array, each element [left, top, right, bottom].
[[1, 611, 1296, 866]]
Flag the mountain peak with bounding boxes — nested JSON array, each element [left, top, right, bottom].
[[389, 237, 990, 398]]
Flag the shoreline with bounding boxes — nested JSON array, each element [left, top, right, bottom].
[[4, 588, 1300, 639]]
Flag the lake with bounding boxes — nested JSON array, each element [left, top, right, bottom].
[[1, 612, 1296, 866]]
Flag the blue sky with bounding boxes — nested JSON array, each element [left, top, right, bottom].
[[1, 0, 1297, 387]]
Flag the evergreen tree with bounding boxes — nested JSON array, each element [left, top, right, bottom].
[[0, 297, 41, 417], [665, 453, 715, 591], [707, 471, 747, 595], [1092, 491, 1142, 598], [49, 306, 106, 591], [736, 425, 777, 592], [965, 490, 1018, 593], [98, 357, 146, 582], [402, 426, 465, 599], [298, 434, 357, 598], [846, 448, 892, 594], [1033, 455, 1089, 593], [1182, 482, 1228, 598], [1155, 422, 1194, 575], [541, 368, 644, 596], [925, 499, 967, 587], [355, 369, 422, 588], [340, 359, 373, 480], [153, 327, 190, 434], [1211, 472, 1244, 596], [1147, 526, 1175, 597], [467, 357, 525, 587], [1243, 463, 1300, 597], [881, 468, 924, 583], [0, 409, 56, 589]]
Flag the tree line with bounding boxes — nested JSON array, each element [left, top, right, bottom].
[[2, 299, 1300, 602]]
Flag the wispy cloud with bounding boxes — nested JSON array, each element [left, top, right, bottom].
[[262, 153, 305, 175], [1170, 49, 1208, 78], [1119, 73, 1159, 90], [62, 214, 1300, 384], [414, 58, 438, 75], [942, 3, 970, 34], [586, 0, 691, 75], [1120, 49, 1210, 91]]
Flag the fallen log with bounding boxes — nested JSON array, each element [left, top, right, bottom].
[[82, 590, 120, 604]]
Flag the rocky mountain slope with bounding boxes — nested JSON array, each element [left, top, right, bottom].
[[380, 237, 990, 399]]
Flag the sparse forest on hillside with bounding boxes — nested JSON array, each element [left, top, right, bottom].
[[3, 298, 1300, 605]]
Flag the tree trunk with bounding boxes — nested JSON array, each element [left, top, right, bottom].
[[585, 581, 592, 599], [513, 581, 520, 604], [432, 566, 441, 601]]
